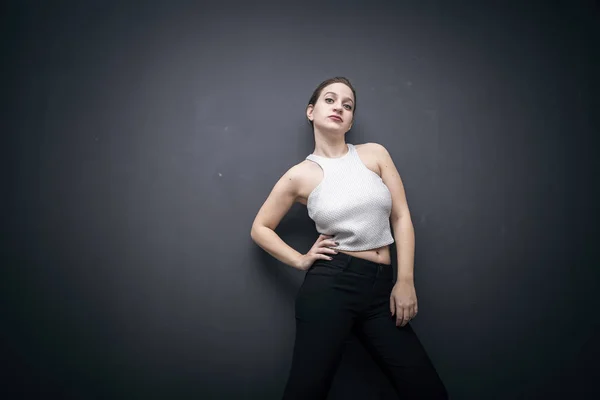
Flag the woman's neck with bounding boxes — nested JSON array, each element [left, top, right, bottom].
[[312, 134, 348, 158]]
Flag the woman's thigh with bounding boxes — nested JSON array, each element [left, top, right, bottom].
[[354, 316, 448, 399], [283, 262, 361, 399]]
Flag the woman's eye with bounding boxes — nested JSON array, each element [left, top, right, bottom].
[[325, 98, 352, 110]]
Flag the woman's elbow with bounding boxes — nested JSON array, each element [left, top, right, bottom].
[[250, 223, 266, 243]]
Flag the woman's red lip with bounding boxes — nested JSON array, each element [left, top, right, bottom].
[[329, 116, 342, 122]]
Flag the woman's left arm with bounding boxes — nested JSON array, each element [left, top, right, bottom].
[[373, 143, 417, 327]]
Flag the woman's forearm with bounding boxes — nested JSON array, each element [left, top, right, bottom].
[[251, 225, 303, 268], [392, 216, 415, 283]]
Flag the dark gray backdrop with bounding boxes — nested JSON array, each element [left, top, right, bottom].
[[4, 0, 598, 399]]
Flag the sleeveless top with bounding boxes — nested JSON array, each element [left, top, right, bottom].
[[305, 143, 395, 251]]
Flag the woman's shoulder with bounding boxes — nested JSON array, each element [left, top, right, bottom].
[[279, 159, 320, 184], [354, 142, 391, 161], [294, 158, 322, 176], [273, 160, 321, 201], [354, 142, 388, 153]]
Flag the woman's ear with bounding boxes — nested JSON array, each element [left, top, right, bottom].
[[306, 104, 314, 122]]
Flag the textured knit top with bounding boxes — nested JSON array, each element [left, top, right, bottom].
[[306, 143, 395, 251]]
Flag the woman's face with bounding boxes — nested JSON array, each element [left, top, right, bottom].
[[307, 82, 354, 133]]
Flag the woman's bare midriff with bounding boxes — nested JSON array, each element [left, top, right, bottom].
[[337, 245, 392, 265]]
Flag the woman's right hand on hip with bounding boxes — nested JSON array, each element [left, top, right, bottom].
[[294, 234, 339, 271]]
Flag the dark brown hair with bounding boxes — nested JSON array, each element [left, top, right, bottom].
[[307, 77, 357, 126]]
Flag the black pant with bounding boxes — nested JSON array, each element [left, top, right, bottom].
[[282, 252, 448, 399]]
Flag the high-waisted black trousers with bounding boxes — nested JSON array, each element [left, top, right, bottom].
[[282, 252, 448, 399]]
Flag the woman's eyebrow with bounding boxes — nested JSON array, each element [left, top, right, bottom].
[[324, 92, 354, 103]]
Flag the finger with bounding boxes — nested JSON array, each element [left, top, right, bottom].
[[310, 250, 331, 260], [395, 306, 404, 327], [316, 246, 337, 255], [317, 243, 338, 252], [406, 306, 414, 321], [320, 239, 338, 248], [389, 296, 395, 316], [402, 307, 412, 326]]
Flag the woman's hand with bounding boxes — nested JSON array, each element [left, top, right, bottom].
[[390, 280, 418, 327], [294, 234, 339, 271]]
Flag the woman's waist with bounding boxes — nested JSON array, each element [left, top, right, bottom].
[[338, 245, 391, 266]]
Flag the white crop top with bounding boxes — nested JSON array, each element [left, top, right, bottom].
[[306, 143, 395, 251]]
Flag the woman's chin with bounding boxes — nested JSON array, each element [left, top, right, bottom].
[[315, 123, 348, 134]]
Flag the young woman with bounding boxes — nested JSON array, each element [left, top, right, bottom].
[[250, 77, 448, 399]]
